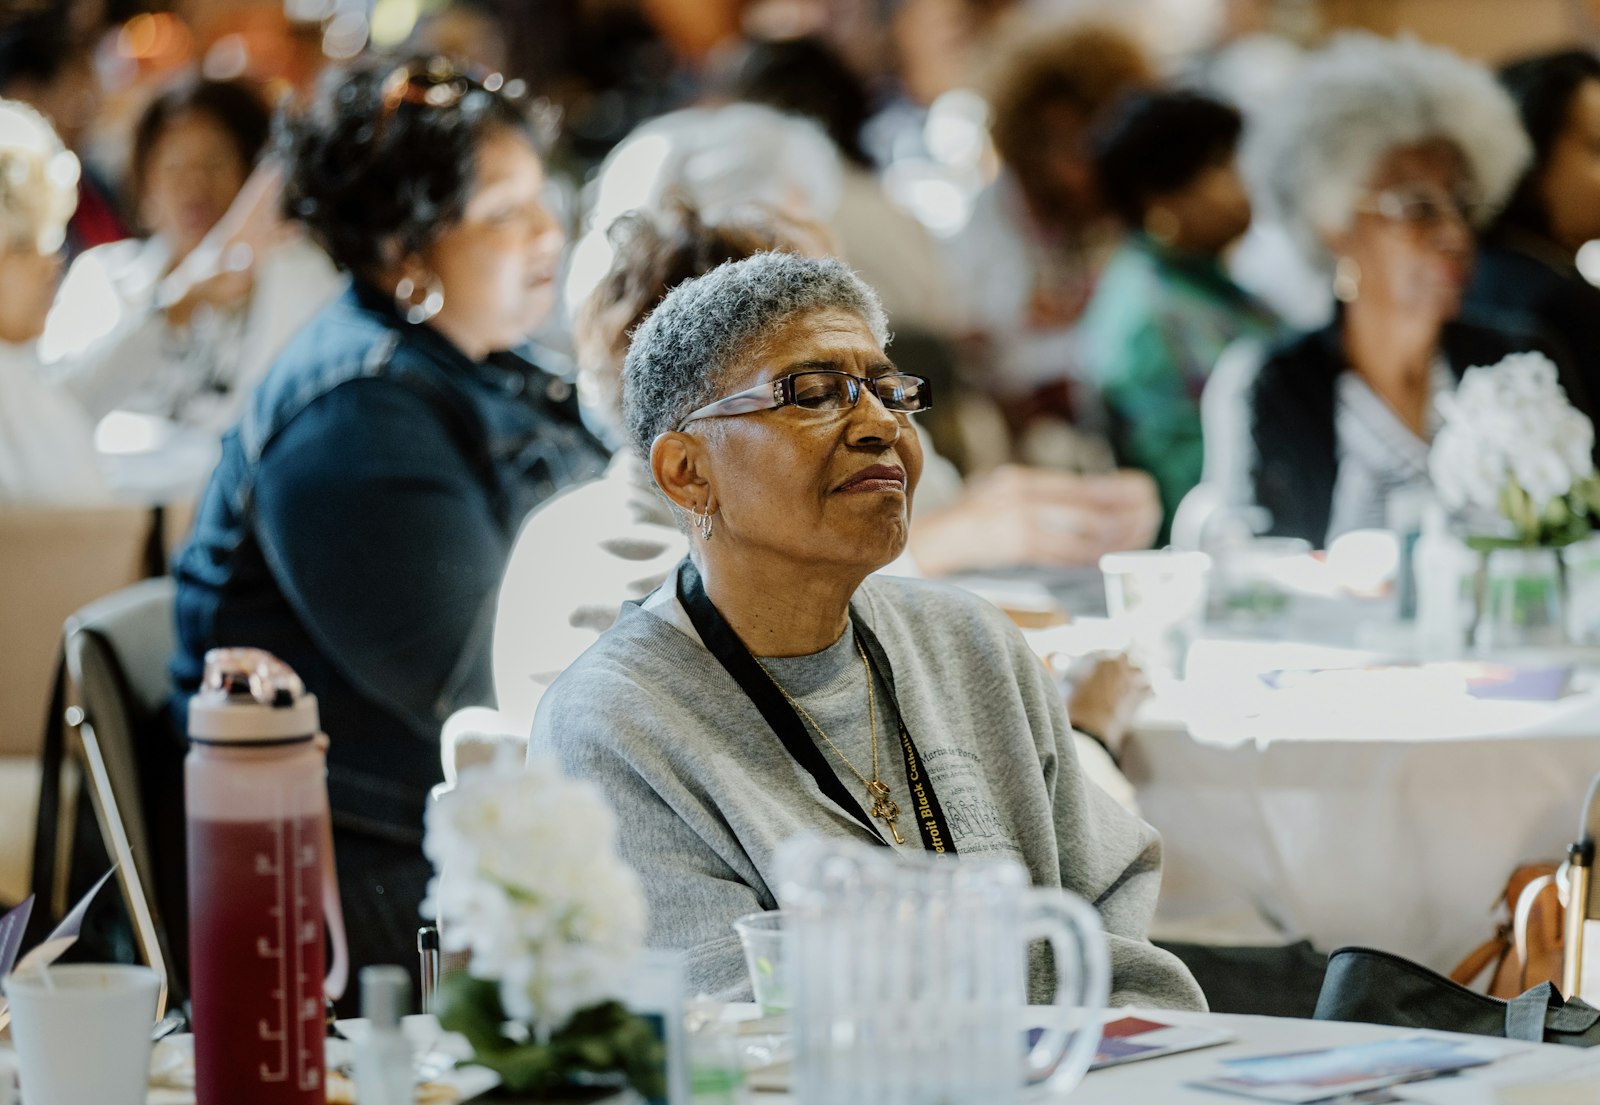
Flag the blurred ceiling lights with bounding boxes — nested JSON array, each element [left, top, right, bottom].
[[283, 0, 436, 59], [115, 12, 192, 66]]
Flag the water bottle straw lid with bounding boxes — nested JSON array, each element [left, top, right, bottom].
[[188, 648, 320, 743]]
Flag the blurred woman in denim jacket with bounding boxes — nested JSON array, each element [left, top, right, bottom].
[[170, 57, 606, 990]]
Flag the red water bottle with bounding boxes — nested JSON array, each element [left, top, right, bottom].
[[186, 648, 348, 1105]]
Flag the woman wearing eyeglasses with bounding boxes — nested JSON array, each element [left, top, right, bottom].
[[528, 250, 1205, 1010], [169, 57, 606, 997], [1207, 34, 1587, 547]]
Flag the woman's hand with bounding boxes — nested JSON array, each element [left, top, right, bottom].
[[163, 266, 255, 328], [1063, 652, 1150, 760], [907, 465, 1161, 575], [160, 162, 288, 327]]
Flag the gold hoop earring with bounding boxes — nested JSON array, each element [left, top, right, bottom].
[[1333, 256, 1361, 303], [394, 272, 445, 324]]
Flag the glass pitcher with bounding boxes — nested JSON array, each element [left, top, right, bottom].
[[775, 835, 1109, 1105]]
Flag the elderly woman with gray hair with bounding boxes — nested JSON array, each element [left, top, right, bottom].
[[1211, 34, 1586, 546], [527, 250, 1204, 1010]]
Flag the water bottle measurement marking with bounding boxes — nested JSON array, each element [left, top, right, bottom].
[[254, 816, 289, 1083], [250, 812, 323, 1091], [293, 812, 321, 1092]]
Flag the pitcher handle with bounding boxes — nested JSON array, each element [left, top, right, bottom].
[[1020, 887, 1109, 1099], [315, 735, 349, 1002]]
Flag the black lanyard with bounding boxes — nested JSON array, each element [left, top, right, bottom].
[[676, 558, 956, 855]]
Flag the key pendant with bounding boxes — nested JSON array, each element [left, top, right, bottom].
[[866, 781, 905, 845]]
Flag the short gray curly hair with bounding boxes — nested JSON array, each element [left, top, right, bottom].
[[622, 251, 889, 460], [1244, 32, 1530, 271]]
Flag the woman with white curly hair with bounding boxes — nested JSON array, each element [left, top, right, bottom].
[[0, 97, 106, 503], [1212, 33, 1586, 546]]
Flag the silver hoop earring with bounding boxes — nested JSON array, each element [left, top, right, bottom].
[[394, 273, 445, 324], [692, 503, 715, 541]]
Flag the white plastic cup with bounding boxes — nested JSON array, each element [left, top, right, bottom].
[[3, 964, 159, 1105], [1099, 549, 1211, 679]]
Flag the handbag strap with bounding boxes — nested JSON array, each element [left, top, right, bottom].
[[1506, 983, 1554, 1042], [1449, 933, 1508, 989], [1547, 994, 1600, 1033], [1512, 873, 1558, 990]]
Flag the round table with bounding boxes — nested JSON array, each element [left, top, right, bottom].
[[1122, 636, 1600, 972]]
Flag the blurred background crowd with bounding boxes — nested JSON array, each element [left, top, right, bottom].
[[6, 0, 1600, 1003], [6, 0, 1600, 547], [5, 0, 1600, 552]]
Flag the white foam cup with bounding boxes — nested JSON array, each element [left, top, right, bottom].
[[3, 964, 159, 1105]]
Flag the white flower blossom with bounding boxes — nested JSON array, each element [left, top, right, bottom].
[[1430, 352, 1595, 530], [422, 750, 648, 1031]]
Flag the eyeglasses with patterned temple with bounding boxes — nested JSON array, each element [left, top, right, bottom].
[[1353, 185, 1485, 231], [676, 369, 934, 431]]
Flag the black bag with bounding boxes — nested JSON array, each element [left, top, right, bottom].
[[1315, 945, 1600, 1046]]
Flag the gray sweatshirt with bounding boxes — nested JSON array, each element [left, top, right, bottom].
[[529, 567, 1204, 1011]]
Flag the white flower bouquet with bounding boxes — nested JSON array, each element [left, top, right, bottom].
[[423, 753, 662, 1097], [1429, 351, 1600, 547]]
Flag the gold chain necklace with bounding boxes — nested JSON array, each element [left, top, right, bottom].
[[758, 637, 905, 845]]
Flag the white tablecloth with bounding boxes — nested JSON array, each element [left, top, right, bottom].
[[1122, 637, 1600, 970]]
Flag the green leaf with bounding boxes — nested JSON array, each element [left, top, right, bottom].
[[1465, 534, 1526, 553], [435, 975, 508, 1057], [472, 1040, 576, 1094], [439, 993, 670, 1098]]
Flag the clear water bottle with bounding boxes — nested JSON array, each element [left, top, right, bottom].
[[354, 966, 414, 1105], [186, 648, 348, 1105]]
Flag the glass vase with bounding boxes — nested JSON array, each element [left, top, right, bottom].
[[1561, 535, 1600, 645], [1474, 546, 1568, 652]]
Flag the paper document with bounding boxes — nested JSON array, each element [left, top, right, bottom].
[[1189, 1035, 1500, 1103]]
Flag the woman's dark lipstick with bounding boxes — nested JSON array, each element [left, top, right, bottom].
[[835, 464, 907, 493]]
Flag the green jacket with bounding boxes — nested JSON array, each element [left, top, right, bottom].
[[1084, 234, 1279, 536]]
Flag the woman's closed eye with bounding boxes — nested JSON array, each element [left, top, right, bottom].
[[877, 376, 922, 407], [794, 374, 849, 408]]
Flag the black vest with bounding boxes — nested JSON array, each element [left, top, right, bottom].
[[1248, 313, 1565, 547]]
